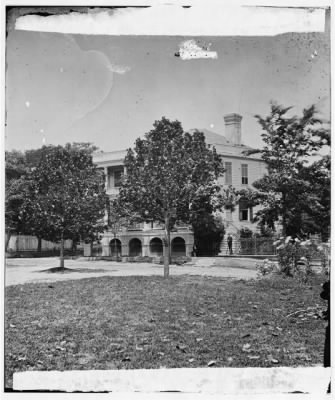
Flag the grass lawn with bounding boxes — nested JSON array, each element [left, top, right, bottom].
[[5, 273, 328, 389]]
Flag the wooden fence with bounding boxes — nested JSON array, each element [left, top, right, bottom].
[[6, 234, 73, 253]]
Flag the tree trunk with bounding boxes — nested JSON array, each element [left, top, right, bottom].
[[59, 232, 65, 270], [71, 239, 77, 255], [164, 214, 170, 278], [37, 237, 42, 253], [168, 225, 171, 264], [5, 229, 12, 252]]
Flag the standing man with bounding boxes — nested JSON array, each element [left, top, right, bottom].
[[227, 234, 233, 255]]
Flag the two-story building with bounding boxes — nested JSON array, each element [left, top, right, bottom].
[[93, 113, 267, 258]]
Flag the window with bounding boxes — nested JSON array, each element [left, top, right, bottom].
[[239, 199, 253, 221], [225, 162, 232, 184], [240, 209, 249, 221], [241, 164, 248, 185], [114, 170, 123, 187], [107, 167, 123, 188]]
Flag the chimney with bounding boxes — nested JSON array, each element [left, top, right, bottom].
[[224, 113, 242, 145]]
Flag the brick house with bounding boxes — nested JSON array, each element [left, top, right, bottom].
[[93, 113, 267, 258]]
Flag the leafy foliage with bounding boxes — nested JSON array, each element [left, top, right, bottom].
[[120, 119, 224, 223], [244, 103, 330, 237], [5, 178, 28, 239], [5, 150, 32, 250], [219, 185, 241, 211], [255, 259, 278, 277], [18, 144, 107, 267], [193, 212, 225, 256], [296, 155, 330, 240], [274, 236, 324, 281], [239, 227, 253, 238], [5, 150, 27, 180], [5, 143, 99, 236]]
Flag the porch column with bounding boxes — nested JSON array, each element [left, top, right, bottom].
[[122, 242, 129, 257], [142, 236, 150, 257], [101, 236, 110, 256], [185, 234, 194, 257], [104, 167, 108, 190]]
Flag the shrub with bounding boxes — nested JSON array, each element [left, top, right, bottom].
[[274, 237, 319, 280], [255, 259, 278, 277], [317, 242, 331, 276], [239, 227, 253, 238]]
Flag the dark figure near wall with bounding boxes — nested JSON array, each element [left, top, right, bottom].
[[227, 234, 233, 255], [320, 280, 330, 393]]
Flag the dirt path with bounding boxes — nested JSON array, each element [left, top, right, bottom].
[[5, 257, 258, 286]]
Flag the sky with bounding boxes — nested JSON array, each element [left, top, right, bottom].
[[5, 6, 331, 153]]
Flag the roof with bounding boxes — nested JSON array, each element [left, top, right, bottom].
[[188, 128, 231, 146], [188, 128, 258, 160], [93, 128, 262, 165], [93, 149, 127, 166]]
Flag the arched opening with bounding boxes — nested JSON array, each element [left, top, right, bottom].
[[129, 238, 142, 257], [150, 237, 163, 257], [110, 239, 122, 258], [171, 237, 186, 257]]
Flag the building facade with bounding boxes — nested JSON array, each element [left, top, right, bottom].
[[93, 113, 267, 258]]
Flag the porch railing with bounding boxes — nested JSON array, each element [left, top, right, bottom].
[[238, 237, 277, 256]]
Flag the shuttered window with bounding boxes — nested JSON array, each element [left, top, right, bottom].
[[225, 162, 232, 184], [241, 164, 248, 185]]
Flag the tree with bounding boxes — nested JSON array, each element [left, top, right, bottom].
[[19, 144, 108, 270], [192, 211, 225, 256], [297, 154, 330, 240], [5, 150, 30, 251], [5, 146, 58, 252], [5, 150, 27, 180], [244, 103, 330, 237], [5, 177, 28, 251], [5, 143, 100, 253], [118, 117, 224, 277]]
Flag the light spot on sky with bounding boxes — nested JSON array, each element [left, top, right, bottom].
[[40, 128, 44, 133], [107, 64, 130, 74], [60, 67, 64, 72], [25, 101, 30, 108], [42, 137, 46, 144], [210, 123, 215, 128]]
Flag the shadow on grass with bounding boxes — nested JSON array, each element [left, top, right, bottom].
[[39, 267, 111, 274]]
